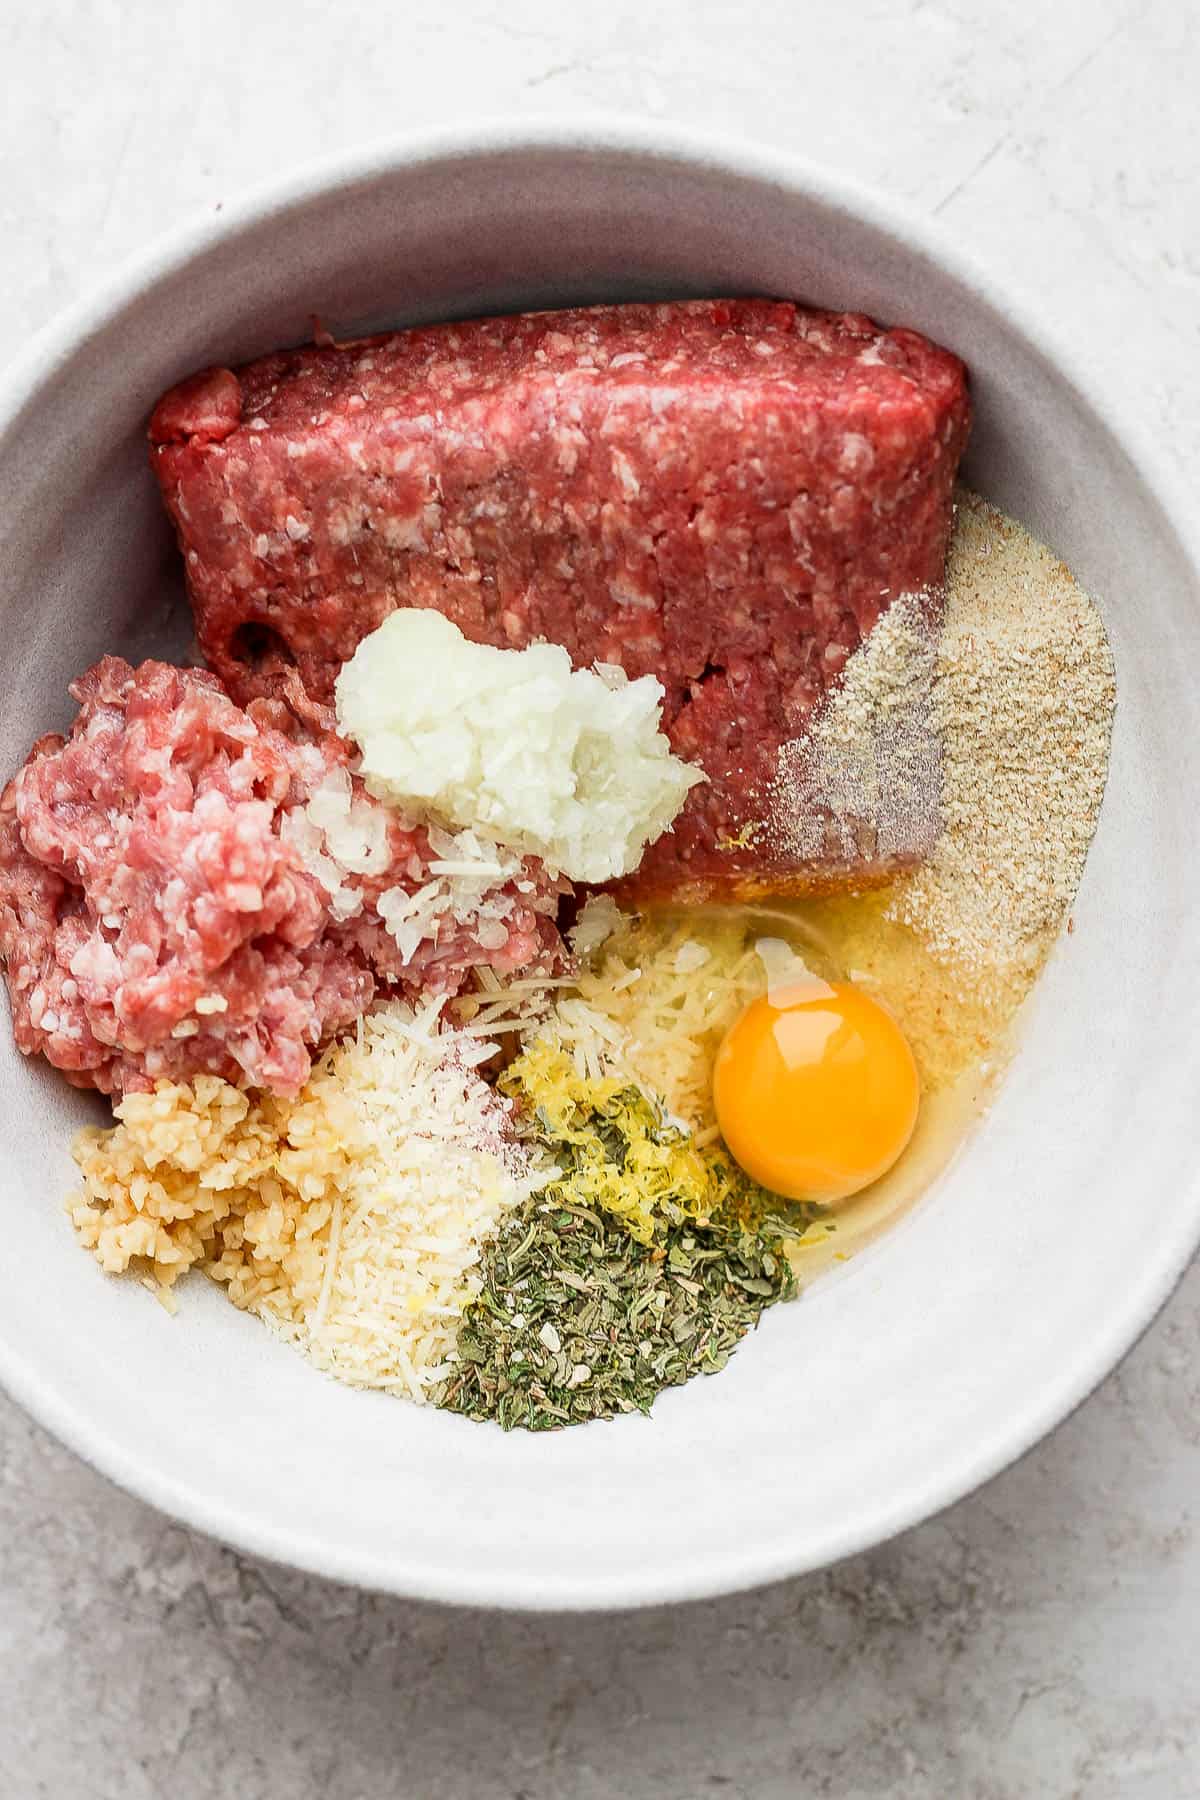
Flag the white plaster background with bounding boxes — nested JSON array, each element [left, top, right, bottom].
[[1, 2, 1198, 1795]]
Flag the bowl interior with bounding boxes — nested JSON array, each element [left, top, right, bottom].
[[1, 131, 1197, 1608]]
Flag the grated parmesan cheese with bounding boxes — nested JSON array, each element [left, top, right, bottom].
[[535, 907, 772, 1139]]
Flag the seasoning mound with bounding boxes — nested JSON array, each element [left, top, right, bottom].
[[768, 593, 941, 871], [440, 1201, 797, 1431]]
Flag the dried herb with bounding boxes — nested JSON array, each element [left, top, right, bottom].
[[437, 1029, 831, 1430], [435, 1198, 800, 1430]]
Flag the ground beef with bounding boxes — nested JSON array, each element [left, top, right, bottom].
[[0, 659, 561, 1097], [150, 298, 969, 901]]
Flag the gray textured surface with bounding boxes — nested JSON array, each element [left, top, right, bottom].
[[2, 3, 1199, 1795]]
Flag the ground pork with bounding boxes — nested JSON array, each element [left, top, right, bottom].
[[0, 658, 562, 1096]]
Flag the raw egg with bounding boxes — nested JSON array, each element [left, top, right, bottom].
[[712, 978, 919, 1204]]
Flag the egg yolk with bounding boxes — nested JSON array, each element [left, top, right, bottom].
[[712, 979, 919, 1204]]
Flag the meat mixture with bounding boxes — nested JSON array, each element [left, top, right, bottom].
[[0, 659, 561, 1097], [150, 298, 970, 901]]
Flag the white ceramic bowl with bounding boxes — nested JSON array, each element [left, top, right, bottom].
[[1, 120, 1197, 1611]]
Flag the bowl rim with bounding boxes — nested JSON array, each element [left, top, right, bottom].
[[2, 113, 1198, 1612]]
